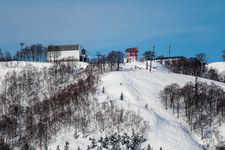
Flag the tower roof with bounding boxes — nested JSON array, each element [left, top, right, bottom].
[[125, 47, 138, 53]]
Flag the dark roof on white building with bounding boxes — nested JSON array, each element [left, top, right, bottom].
[[48, 44, 80, 52]]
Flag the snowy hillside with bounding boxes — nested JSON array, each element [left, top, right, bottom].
[[48, 61, 225, 150], [0, 61, 51, 82], [207, 62, 225, 74], [1, 61, 225, 149], [0, 61, 88, 82], [98, 63, 202, 150]]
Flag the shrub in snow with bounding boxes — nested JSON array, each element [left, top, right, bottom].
[[56, 145, 60, 150], [147, 144, 153, 150], [145, 104, 148, 109], [77, 146, 81, 150], [216, 144, 225, 150], [74, 132, 79, 139], [120, 92, 124, 100], [89, 138, 97, 149], [102, 87, 105, 93], [203, 67, 224, 82], [0, 138, 11, 150]]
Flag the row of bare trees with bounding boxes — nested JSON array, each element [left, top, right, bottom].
[[0, 62, 86, 149], [107, 51, 124, 71], [160, 79, 225, 141], [143, 50, 155, 71], [0, 49, 12, 61], [168, 57, 225, 82], [0, 44, 48, 62], [91, 50, 124, 72], [15, 44, 47, 61], [168, 57, 203, 76]]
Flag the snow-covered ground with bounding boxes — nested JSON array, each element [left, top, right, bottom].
[[0, 61, 51, 82], [207, 62, 225, 74], [98, 62, 203, 150], [1, 61, 225, 149], [49, 61, 225, 150], [0, 61, 88, 82]]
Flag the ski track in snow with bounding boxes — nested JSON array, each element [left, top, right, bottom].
[[100, 62, 203, 150]]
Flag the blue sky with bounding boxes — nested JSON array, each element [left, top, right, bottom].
[[0, 0, 225, 62]]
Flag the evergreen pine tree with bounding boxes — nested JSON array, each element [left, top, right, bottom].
[[102, 136, 109, 148], [91, 138, 97, 148], [110, 133, 120, 149], [98, 136, 103, 143], [147, 144, 152, 150], [87, 145, 90, 150], [64, 142, 69, 150], [56, 145, 60, 150]]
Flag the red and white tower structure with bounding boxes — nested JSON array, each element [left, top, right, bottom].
[[125, 47, 138, 62]]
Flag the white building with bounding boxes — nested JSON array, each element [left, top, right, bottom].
[[47, 44, 88, 62]]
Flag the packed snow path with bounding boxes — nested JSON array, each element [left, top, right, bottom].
[[99, 62, 203, 150]]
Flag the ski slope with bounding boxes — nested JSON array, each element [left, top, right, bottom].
[[98, 62, 203, 150]]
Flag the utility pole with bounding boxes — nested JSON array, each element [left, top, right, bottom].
[[145, 54, 148, 70], [20, 42, 24, 50], [117, 51, 120, 70], [150, 45, 155, 72], [153, 45, 155, 61], [20, 43, 24, 61], [168, 44, 171, 74], [96, 51, 101, 64]]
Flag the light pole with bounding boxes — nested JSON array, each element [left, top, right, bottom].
[[169, 44, 171, 74], [20, 43, 24, 50], [153, 45, 155, 61], [20, 43, 24, 61], [150, 45, 155, 72], [96, 51, 101, 64]]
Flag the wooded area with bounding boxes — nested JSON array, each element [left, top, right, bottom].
[[160, 79, 225, 141]]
